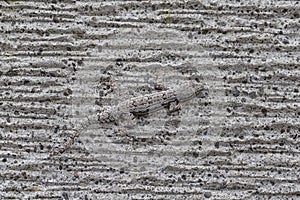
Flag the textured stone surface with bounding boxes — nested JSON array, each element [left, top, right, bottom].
[[0, 0, 299, 199]]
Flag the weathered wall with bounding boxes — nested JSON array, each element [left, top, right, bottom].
[[0, 0, 299, 199]]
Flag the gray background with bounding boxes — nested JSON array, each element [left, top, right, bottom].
[[0, 0, 299, 199]]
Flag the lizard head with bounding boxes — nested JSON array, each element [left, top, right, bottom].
[[175, 81, 205, 102], [98, 107, 117, 123]]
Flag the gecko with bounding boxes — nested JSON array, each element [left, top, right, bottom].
[[49, 81, 205, 156], [98, 81, 205, 126]]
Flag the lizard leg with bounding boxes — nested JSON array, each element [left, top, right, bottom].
[[169, 101, 181, 112], [167, 101, 181, 115]]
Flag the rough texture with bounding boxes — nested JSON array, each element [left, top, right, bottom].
[[0, 1, 299, 199]]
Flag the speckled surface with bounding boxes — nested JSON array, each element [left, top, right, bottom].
[[0, 1, 300, 199]]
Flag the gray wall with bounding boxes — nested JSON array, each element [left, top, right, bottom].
[[1, 1, 299, 199]]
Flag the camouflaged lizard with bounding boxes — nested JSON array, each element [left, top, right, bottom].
[[50, 81, 205, 156], [98, 81, 205, 127]]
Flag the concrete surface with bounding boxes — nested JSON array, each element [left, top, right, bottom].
[[0, 0, 299, 199]]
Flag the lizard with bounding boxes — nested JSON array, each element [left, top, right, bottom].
[[98, 81, 205, 126], [49, 81, 205, 156]]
